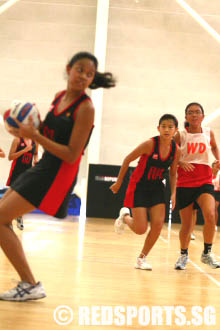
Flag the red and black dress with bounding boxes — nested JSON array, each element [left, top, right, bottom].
[[124, 136, 177, 208], [11, 91, 92, 218], [6, 138, 36, 186]]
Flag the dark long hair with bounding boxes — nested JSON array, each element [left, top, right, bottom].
[[67, 52, 116, 89]]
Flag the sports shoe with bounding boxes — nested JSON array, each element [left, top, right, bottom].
[[175, 254, 189, 270], [190, 233, 196, 240], [16, 216, 24, 230], [114, 207, 130, 234], [201, 252, 220, 269], [135, 256, 152, 270], [0, 281, 46, 301]]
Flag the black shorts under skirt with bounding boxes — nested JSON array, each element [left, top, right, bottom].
[[214, 191, 220, 202], [124, 183, 165, 208], [176, 184, 214, 210]]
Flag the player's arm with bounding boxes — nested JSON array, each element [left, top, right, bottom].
[[110, 139, 154, 194], [8, 137, 32, 160], [8, 138, 19, 160], [12, 100, 94, 164], [210, 130, 220, 162], [33, 142, 39, 165], [169, 146, 181, 210], [218, 172, 220, 189]]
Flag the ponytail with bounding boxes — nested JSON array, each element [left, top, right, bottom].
[[89, 71, 116, 89], [67, 52, 116, 90]]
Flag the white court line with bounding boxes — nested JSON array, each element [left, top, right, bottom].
[[171, 229, 178, 235], [170, 228, 220, 287], [189, 259, 220, 287], [159, 235, 168, 243], [77, 197, 87, 261]]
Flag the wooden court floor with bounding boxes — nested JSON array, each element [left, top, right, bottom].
[[0, 214, 220, 330]]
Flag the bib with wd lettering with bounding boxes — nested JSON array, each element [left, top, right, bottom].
[[179, 127, 211, 165]]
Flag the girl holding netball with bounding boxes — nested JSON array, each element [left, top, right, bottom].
[[110, 114, 180, 270], [175, 102, 220, 270], [0, 52, 115, 301]]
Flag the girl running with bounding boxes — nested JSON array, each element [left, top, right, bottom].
[[174, 102, 220, 270], [110, 114, 180, 270]]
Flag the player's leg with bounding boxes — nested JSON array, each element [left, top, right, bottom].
[[114, 206, 148, 235], [215, 200, 219, 230], [175, 186, 196, 270], [140, 203, 165, 256], [175, 204, 193, 270], [114, 188, 148, 235], [135, 204, 165, 271], [0, 189, 46, 301], [190, 209, 197, 240], [197, 192, 220, 268], [0, 188, 24, 230], [123, 207, 148, 234]]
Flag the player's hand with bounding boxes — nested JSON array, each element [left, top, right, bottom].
[[110, 181, 121, 194], [171, 194, 176, 210], [33, 154, 39, 165], [179, 161, 195, 171], [25, 144, 33, 152], [214, 160, 220, 169], [12, 117, 38, 140]]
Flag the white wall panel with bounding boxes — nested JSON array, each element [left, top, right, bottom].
[[0, 0, 97, 185]]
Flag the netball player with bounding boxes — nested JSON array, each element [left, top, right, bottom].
[[110, 114, 180, 270], [6, 137, 38, 230], [0, 52, 116, 301], [175, 102, 220, 270]]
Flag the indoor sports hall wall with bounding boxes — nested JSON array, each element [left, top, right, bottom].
[[101, 0, 220, 165], [0, 0, 97, 188], [0, 0, 220, 195]]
